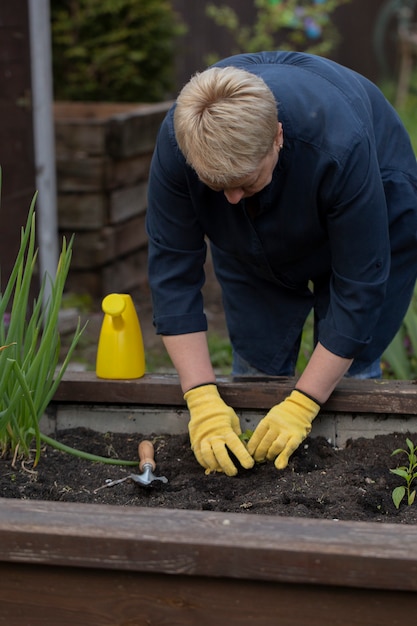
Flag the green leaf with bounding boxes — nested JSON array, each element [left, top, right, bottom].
[[9, 359, 41, 465], [409, 490, 416, 506], [406, 438, 416, 453], [239, 429, 254, 444], [392, 486, 406, 509], [30, 429, 137, 466], [390, 468, 410, 479]]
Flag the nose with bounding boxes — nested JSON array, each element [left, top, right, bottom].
[[224, 188, 245, 204]]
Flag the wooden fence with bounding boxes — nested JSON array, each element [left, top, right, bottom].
[[0, 1, 37, 291]]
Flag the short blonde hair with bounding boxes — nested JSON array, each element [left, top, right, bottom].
[[174, 66, 278, 187]]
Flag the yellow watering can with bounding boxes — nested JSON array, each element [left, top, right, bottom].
[[96, 293, 145, 379]]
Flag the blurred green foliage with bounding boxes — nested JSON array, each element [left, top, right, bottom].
[[145, 333, 233, 375], [377, 71, 417, 379], [51, 0, 186, 102], [380, 70, 417, 155], [208, 333, 233, 373], [382, 288, 417, 379], [296, 291, 417, 380], [205, 0, 350, 65]]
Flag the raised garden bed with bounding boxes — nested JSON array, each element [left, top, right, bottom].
[[1, 373, 417, 625], [54, 101, 172, 299]]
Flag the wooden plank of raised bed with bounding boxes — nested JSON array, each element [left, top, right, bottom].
[[1, 498, 417, 593], [56, 155, 107, 192], [60, 227, 115, 269], [106, 101, 173, 159], [108, 180, 147, 223], [53, 372, 417, 415], [0, 560, 415, 626], [57, 191, 107, 230], [54, 371, 186, 405], [113, 214, 148, 255], [54, 101, 151, 156], [102, 246, 149, 294], [106, 153, 152, 189]]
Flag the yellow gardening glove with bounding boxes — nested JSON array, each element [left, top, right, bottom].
[[184, 384, 255, 476], [247, 390, 320, 470]]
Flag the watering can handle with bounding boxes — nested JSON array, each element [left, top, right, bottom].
[[138, 440, 156, 472]]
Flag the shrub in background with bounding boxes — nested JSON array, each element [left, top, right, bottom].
[[382, 288, 417, 379], [205, 0, 351, 65], [51, 0, 186, 102]]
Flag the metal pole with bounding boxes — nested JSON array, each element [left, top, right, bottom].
[[28, 0, 59, 304]]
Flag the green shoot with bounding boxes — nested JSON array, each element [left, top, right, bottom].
[[239, 429, 253, 444], [0, 172, 137, 467], [390, 438, 417, 508]]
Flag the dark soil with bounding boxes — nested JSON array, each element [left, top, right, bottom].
[[2, 428, 417, 524]]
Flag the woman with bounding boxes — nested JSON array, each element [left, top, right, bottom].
[[146, 51, 417, 475]]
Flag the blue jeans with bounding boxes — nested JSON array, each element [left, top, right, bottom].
[[344, 358, 382, 379], [232, 349, 382, 379]]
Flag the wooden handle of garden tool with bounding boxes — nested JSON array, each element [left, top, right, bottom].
[[138, 440, 156, 471]]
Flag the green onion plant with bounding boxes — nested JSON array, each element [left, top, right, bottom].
[[0, 172, 137, 467]]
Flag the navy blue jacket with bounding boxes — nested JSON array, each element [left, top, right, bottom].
[[146, 52, 417, 374]]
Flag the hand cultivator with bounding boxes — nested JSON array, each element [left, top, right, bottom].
[[94, 440, 168, 493]]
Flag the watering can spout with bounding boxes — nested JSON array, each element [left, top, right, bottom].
[[96, 293, 145, 379]]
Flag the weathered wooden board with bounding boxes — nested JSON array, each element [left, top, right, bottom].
[[57, 192, 107, 230], [53, 372, 417, 415], [63, 248, 149, 299], [113, 213, 148, 256], [101, 247, 149, 294], [2, 561, 414, 626], [1, 498, 417, 625], [54, 101, 171, 298], [54, 101, 172, 159], [60, 214, 146, 270], [105, 101, 173, 159], [108, 181, 147, 224], [56, 155, 108, 193]]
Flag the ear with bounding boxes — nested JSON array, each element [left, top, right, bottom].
[[274, 122, 284, 148]]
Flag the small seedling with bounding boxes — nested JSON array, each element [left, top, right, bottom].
[[390, 438, 417, 508], [239, 429, 253, 444]]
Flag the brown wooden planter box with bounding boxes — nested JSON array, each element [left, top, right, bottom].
[[1, 374, 417, 625], [54, 101, 172, 300]]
